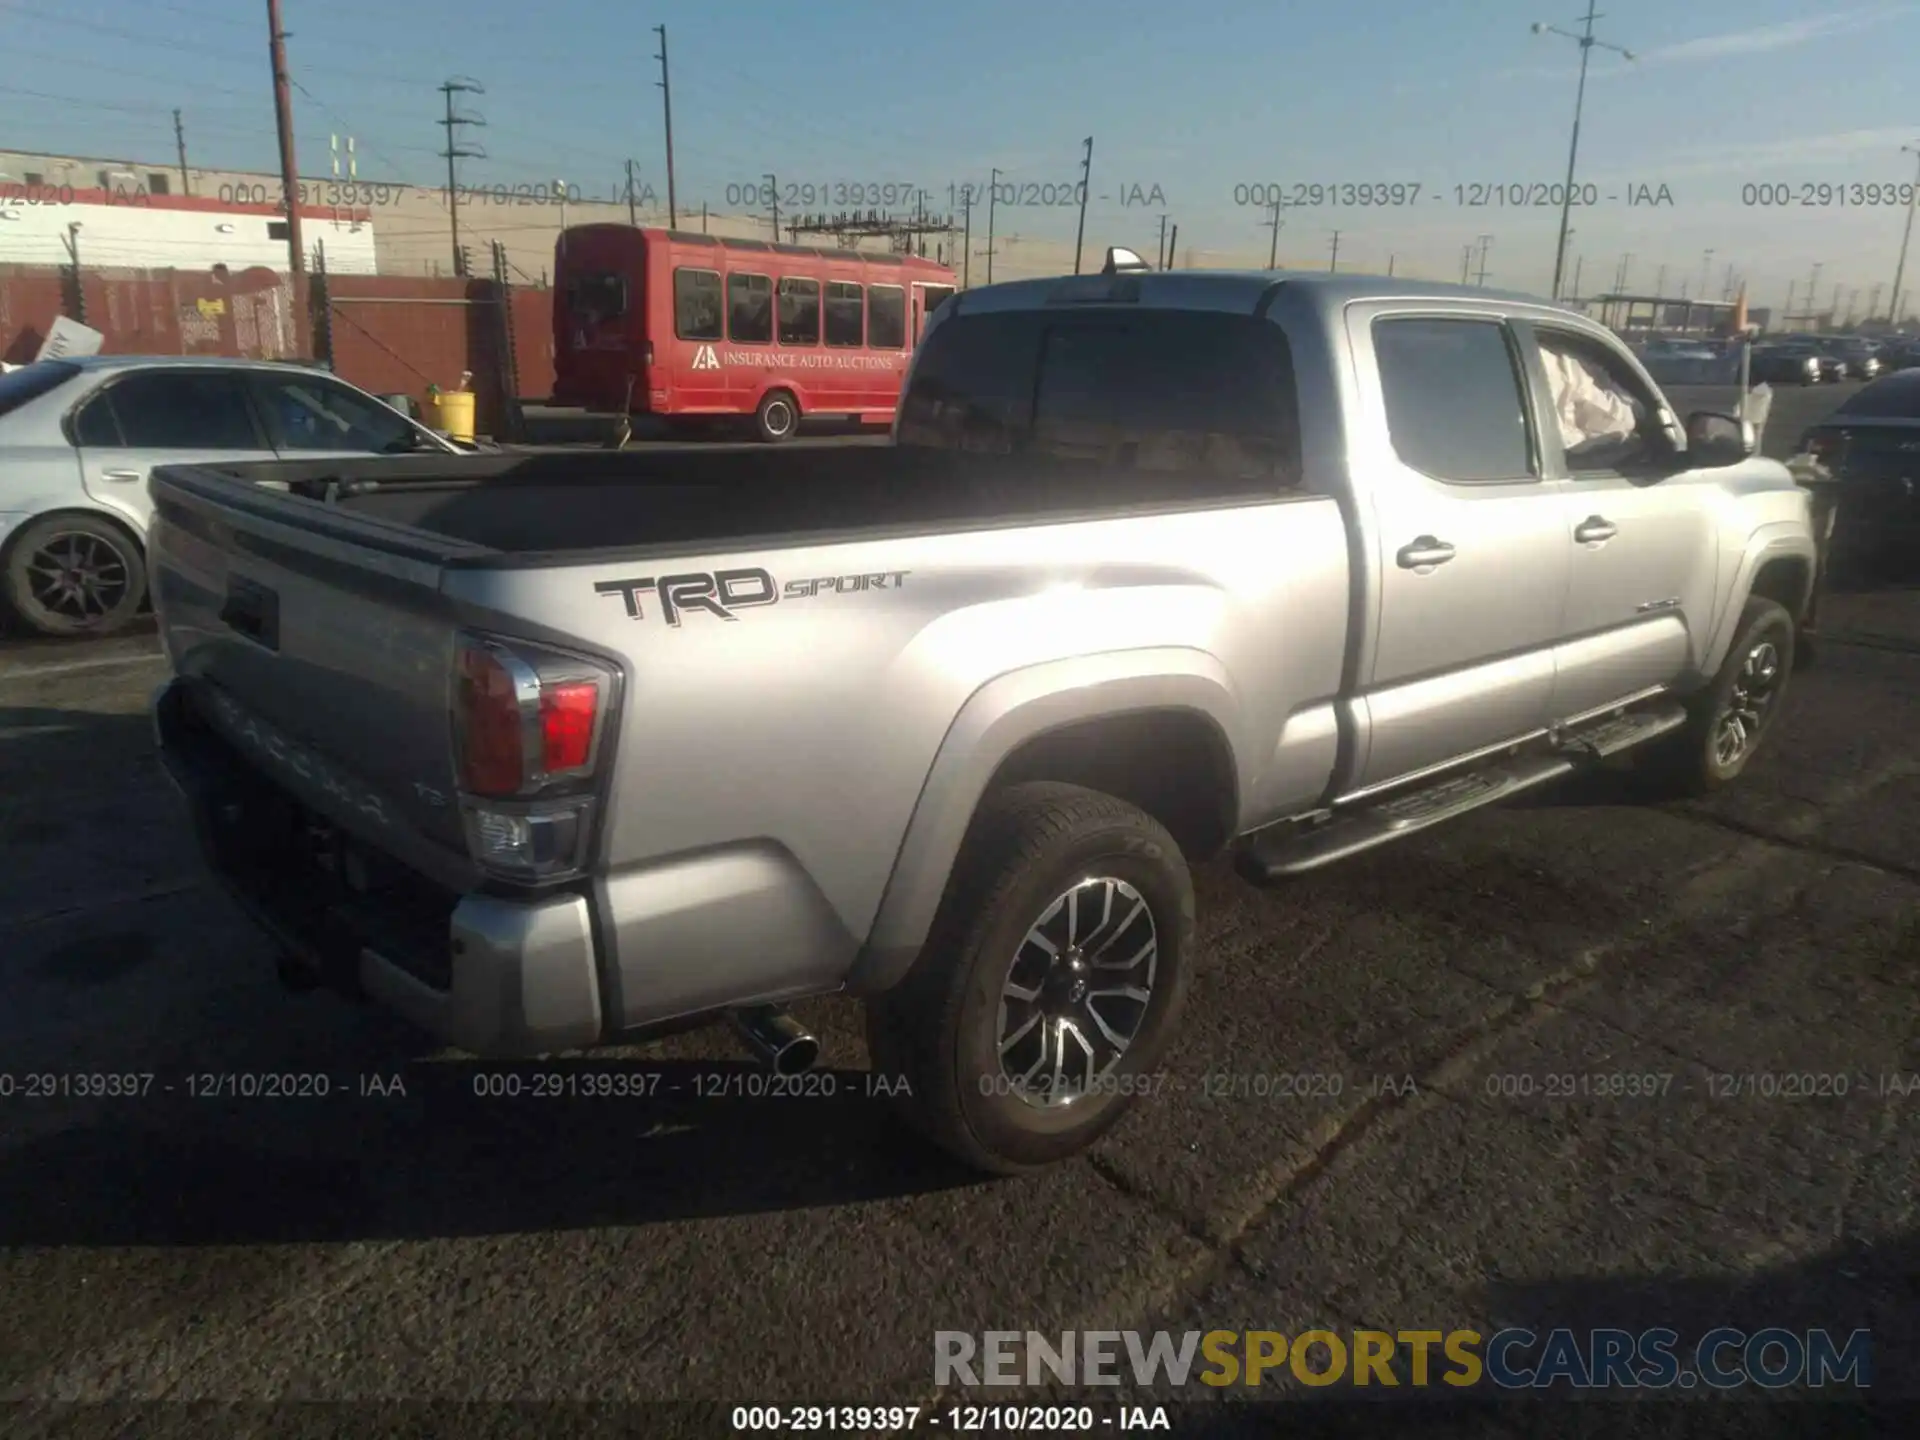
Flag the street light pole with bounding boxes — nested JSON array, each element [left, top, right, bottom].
[[1888, 143, 1920, 325], [1533, 3, 1635, 301]]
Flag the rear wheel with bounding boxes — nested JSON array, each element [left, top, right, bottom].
[[753, 389, 799, 443], [2, 513, 146, 638], [865, 782, 1195, 1174]]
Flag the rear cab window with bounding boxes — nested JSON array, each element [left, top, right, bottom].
[[0, 360, 82, 421], [898, 307, 1302, 481]]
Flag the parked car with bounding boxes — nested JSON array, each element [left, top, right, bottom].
[[148, 259, 1817, 1173], [1749, 343, 1824, 385], [1820, 336, 1882, 380], [0, 356, 457, 637], [1875, 340, 1920, 372], [1798, 367, 1920, 574]]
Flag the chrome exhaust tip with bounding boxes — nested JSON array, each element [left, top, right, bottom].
[[729, 1005, 819, 1076]]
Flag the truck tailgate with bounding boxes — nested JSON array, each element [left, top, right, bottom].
[[148, 462, 490, 877]]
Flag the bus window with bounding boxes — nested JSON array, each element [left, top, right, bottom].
[[674, 268, 723, 340], [568, 272, 627, 322], [825, 282, 864, 348], [868, 285, 906, 349], [728, 273, 773, 343], [778, 278, 820, 345], [922, 286, 955, 327]]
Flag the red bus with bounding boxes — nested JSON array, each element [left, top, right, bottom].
[[552, 224, 957, 441]]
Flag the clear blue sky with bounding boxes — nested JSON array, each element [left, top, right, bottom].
[[4, 0, 1920, 310]]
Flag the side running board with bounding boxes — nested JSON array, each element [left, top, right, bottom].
[[1236, 701, 1688, 884]]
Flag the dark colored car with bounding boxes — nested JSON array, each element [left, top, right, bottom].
[[1798, 369, 1920, 574], [1749, 344, 1823, 385], [1820, 336, 1882, 380], [1877, 340, 1920, 372]]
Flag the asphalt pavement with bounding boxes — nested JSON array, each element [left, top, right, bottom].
[[0, 393, 1914, 1432]]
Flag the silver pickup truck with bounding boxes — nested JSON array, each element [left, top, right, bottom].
[[148, 256, 1817, 1173]]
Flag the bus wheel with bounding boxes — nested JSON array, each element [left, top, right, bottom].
[[754, 390, 799, 443]]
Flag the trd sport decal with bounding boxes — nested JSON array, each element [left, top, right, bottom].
[[594, 567, 909, 626]]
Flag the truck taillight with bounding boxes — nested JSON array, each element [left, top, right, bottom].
[[642, 340, 654, 365], [451, 634, 617, 882]]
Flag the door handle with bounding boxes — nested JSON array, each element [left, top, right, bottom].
[[1574, 516, 1618, 544], [1396, 536, 1456, 569], [100, 468, 144, 483]]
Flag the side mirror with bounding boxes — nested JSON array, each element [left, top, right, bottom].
[[1685, 410, 1757, 467]]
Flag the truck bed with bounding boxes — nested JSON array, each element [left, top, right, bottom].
[[194, 444, 1298, 561]]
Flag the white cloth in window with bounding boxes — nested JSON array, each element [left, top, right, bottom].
[[1540, 347, 1642, 455]]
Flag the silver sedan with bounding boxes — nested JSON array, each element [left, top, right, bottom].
[[0, 355, 457, 637]]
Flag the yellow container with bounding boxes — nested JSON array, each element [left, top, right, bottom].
[[426, 389, 476, 442]]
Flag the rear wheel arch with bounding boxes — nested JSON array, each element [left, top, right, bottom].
[[847, 654, 1242, 996]]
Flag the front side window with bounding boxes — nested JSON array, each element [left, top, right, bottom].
[[251, 373, 420, 453], [1534, 330, 1662, 473], [674, 267, 723, 340], [1373, 318, 1534, 483]]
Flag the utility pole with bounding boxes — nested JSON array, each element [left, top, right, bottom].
[[1571, 254, 1583, 301], [1889, 144, 1920, 322], [1461, 245, 1473, 284], [654, 25, 678, 226], [1869, 282, 1885, 322], [1615, 251, 1632, 292], [1723, 262, 1735, 301], [765, 172, 779, 240], [986, 168, 1000, 283], [625, 159, 638, 225], [1785, 280, 1796, 321], [1654, 262, 1667, 297], [1808, 262, 1823, 324], [437, 77, 486, 275], [1328, 229, 1341, 273], [1474, 234, 1493, 287], [1264, 196, 1283, 269], [1156, 213, 1168, 270], [1072, 136, 1093, 275], [172, 107, 191, 195], [1166, 223, 1178, 270], [1387, 253, 1396, 277], [1699, 248, 1714, 297], [1532, 3, 1636, 300], [265, 0, 304, 292], [960, 184, 972, 286]]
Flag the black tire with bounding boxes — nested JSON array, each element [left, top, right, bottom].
[[753, 389, 799, 444], [865, 782, 1196, 1175], [1643, 597, 1795, 797], [2, 513, 147, 638]]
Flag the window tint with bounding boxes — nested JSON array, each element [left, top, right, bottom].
[[896, 312, 1042, 452], [778, 278, 820, 345], [72, 392, 121, 446], [253, 374, 418, 453], [0, 360, 80, 420], [568, 271, 627, 322], [868, 285, 906, 349], [1534, 330, 1661, 473], [673, 267, 723, 340], [824, 281, 864, 347], [728, 272, 773, 343], [102, 371, 261, 448], [1373, 318, 1532, 482], [898, 310, 1302, 479], [1028, 313, 1302, 480]]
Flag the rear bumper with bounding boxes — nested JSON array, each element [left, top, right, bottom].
[[152, 678, 603, 1057]]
